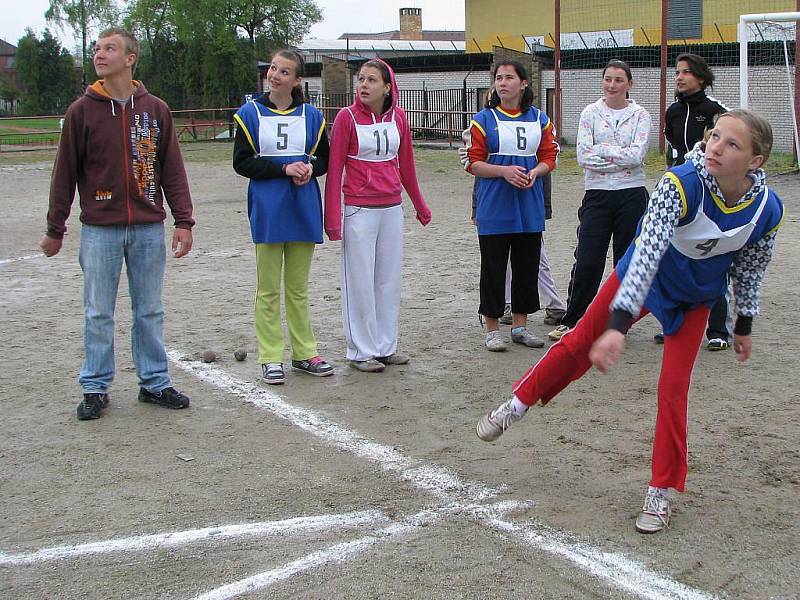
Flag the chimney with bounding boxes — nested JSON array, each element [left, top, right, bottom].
[[399, 7, 422, 41]]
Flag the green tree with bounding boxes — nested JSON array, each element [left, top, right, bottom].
[[228, 0, 322, 89], [124, 0, 322, 109], [46, 0, 117, 86], [15, 29, 80, 115]]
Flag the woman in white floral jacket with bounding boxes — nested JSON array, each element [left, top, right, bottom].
[[549, 59, 651, 340]]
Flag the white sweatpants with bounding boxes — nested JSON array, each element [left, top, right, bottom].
[[341, 205, 403, 361], [504, 236, 566, 311]]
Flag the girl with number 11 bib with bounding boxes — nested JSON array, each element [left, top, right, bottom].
[[325, 59, 431, 373]]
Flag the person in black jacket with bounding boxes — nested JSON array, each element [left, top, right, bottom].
[[665, 53, 728, 167], [658, 53, 732, 350]]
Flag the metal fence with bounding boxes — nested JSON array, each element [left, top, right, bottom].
[[0, 89, 483, 150]]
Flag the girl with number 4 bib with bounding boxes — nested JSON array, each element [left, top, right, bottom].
[[234, 50, 334, 385], [465, 60, 560, 352], [325, 59, 431, 373], [476, 110, 783, 535]]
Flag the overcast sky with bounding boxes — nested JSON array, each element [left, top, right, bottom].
[[0, 0, 466, 47]]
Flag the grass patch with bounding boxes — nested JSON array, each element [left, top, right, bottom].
[[0, 117, 63, 134], [179, 140, 235, 163], [415, 144, 798, 177], [2, 139, 796, 178]]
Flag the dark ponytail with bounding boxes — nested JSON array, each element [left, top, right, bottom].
[[487, 60, 534, 111]]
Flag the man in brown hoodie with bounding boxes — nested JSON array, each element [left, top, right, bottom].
[[39, 28, 195, 421]]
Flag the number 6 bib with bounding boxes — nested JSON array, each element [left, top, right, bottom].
[[490, 108, 541, 157]]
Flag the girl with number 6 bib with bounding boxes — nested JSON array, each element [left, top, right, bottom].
[[465, 60, 560, 352], [233, 50, 334, 385], [325, 59, 431, 373]]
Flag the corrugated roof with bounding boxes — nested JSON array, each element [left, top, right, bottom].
[[0, 39, 17, 56], [298, 38, 465, 52], [339, 31, 465, 42]]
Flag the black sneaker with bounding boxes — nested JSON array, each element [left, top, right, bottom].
[[77, 393, 110, 420], [138, 386, 190, 409]]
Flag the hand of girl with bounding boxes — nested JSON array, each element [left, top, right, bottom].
[[286, 162, 312, 185], [589, 329, 626, 373], [523, 170, 537, 188], [503, 165, 532, 188], [733, 334, 751, 362], [416, 210, 431, 226]]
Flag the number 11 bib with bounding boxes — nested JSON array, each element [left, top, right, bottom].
[[346, 107, 400, 162]]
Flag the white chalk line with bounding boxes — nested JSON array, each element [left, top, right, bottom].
[[0, 510, 386, 567], [167, 350, 498, 504], [0, 253, 41, 265], [481, 516, 716, 600], [169, 352, 719, 600], [193, 508, 442, 600]]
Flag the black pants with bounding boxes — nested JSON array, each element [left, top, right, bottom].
[[706, 295, 730, 341], [479, 232, 542, 318], [562, 187, 648, 328]]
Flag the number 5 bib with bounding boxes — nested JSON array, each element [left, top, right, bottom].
[[490, 108, 541, 157], [253, 102, 307, 157], [346, 107, 401, 162]]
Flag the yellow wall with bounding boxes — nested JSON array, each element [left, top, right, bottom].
[[466, 0, 797, 53]]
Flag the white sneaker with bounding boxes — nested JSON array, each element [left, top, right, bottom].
[[484, 330, 507, 352], [548, 324, 570, 341], [262, 363, 285, 385], [511, 327, 545, 348], [476, 398, 522, 441], [635, 489, 671, 534]]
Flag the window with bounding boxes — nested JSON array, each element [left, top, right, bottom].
[[668, 0, 703, 40]]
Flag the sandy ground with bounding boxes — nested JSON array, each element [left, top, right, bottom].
[[0, 145, 798, 600]]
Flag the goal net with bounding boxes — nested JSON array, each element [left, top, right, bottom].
[[739, 12, 800, 163]]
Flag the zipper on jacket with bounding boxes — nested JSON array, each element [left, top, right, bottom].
[[120, 102, 133, 225], [682, 101, 690, 159]]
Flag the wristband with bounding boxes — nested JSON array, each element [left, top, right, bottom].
[[733, 315, 753, 336], [607, 309, 634, 334]]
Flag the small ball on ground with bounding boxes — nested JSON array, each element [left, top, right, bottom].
[[234, 349, 247, 362], [202, 350, 217, 363]]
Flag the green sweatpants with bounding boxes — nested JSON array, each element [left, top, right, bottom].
[[254, 242, 318, 364]]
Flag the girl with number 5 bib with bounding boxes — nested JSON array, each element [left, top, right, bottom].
[[325, 59, 431, 373], [233, 50, 334, 385], [465, 60, 560, 352]]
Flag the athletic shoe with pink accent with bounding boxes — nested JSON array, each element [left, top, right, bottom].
[[476, 398, 522, 442], [292, 356, 334, 377]]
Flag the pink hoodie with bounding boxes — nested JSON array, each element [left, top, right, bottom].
[[324, 59, 431, 241]]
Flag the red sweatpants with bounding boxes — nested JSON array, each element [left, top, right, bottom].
[[512, 272, 709, 491]]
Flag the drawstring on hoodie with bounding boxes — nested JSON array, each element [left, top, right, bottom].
[[108, 92, 134, 117]]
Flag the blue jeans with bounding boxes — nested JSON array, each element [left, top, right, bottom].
[[78, 223, 171, 393]]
